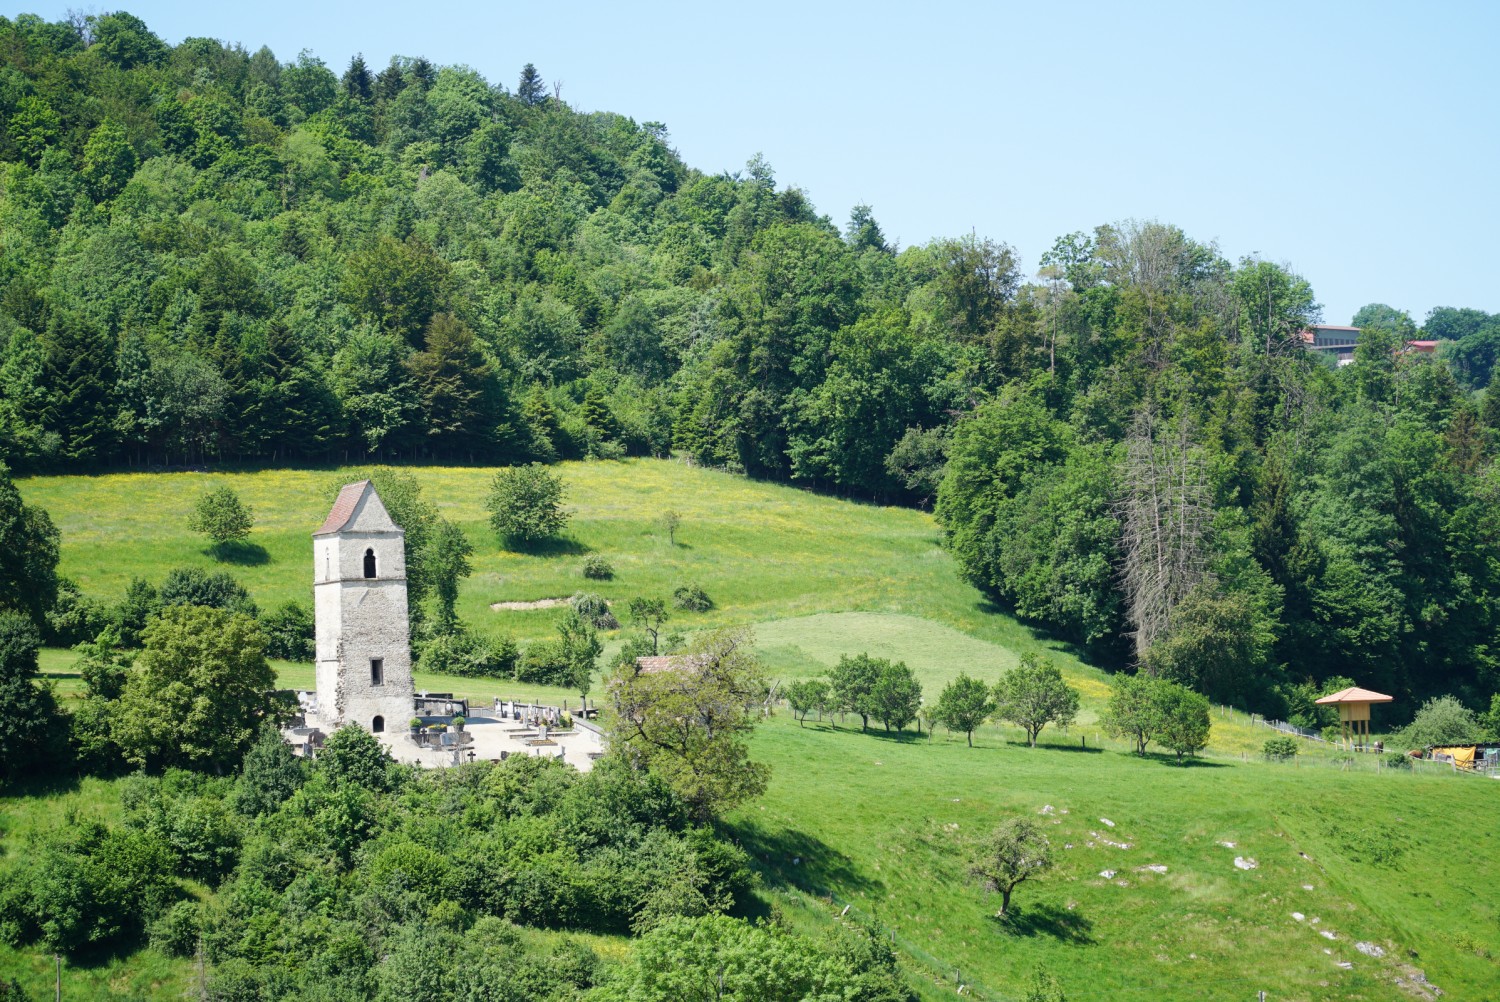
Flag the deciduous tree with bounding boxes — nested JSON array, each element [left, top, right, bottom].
[[993, 653, 1080, 747]]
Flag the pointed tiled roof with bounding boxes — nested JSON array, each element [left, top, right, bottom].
[[1315, 686, 1394, 705], [314, 481, 370, 536]]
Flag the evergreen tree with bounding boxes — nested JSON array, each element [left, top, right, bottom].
[[517, 63, 547, 106], [38, 314, 117, 464], [342, 53, 373, 101], [407, 313, 504, 458]]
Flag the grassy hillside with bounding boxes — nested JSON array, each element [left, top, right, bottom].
[[13, 459, 1489, 1001]]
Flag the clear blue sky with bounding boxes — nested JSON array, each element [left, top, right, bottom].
[[16, 0, 1499, 325]]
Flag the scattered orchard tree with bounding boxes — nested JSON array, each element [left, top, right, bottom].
[[188, 486, 254, 549], [1155, 683, 1211, 761], [935, 673, 997, 747], [870, 660, 922, 733], [993, 653, 1080, 747], [606, 628, 769, 820], [785, 678, 831, 727], [1101, 674, 1162, 755], [659, 509, 682, 545], [627, 597, 670, 655], [828, 653, 883, 731], [969, 817, 1053, 918], [485, 463, 569, 546]]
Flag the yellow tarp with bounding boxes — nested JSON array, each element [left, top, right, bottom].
[[1434, 746, 1476, 767]]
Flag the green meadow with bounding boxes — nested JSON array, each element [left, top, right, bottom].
[[12, 460, 1498, 1000]]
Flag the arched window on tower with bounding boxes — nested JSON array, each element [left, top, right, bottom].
[[364, 548, 377, 578], [372, 715, 385, 733]]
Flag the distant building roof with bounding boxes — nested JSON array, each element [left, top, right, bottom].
[[1316, 324, 1361, 332], [1315, 686, 1394, 705], [314, 480, 371, 536], [635, 654, 711, 675], [1406, 340, 1439, 352]]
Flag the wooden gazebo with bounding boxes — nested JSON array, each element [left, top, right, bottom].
[[1315, 686, 1394, 750]]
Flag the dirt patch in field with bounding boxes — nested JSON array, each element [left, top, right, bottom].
[[490, 597, 570, 611]]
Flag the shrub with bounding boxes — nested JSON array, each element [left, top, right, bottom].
[[517, 638, 570, 685], [149, 900, 201, 957], [415, 631, 519, 679], [1384, 752, 1412, 770], [1400, 695, 1480, 748], [570, 592, 619, 630], [672, 584, 712, 612], [582, 556, 613, 580], [44, 578, 109, 647], [157, 567, 258, 618], [1263, 736, 1299, 761], [261, 600, 314, 661]]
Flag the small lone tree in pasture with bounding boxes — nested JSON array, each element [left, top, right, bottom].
[[557, 609, 603, 708], [485, 463, 569, 546], [1156, 682, 1211, 761], [627, 596, 670, 655], [828, 653, 883, 731], [993, 653, 1080, 747], [870, 660, 922, 733], [785, 678, 830, 726], [935, 673, 997, 747], [970, 817, 1053, 918], [1100, 674, 1162, 755], [424, 518, 473, 634], [189, 486, 254, 549], [659, 509, 682, 546]]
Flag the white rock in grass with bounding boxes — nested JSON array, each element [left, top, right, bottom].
[[1302, 884, 1315, 891], [1040, 804, 1055, 815], [1292, 912, 1305, 921], [1320, 930, 1338, 940], [1355, 942, 1385, 958], [1138, 864, 1168, 874], [1099, 870, 1117, 879], [1218, 840, 1237, 849], [1100, 818, 1115, 827], [1336, 961, 1354, 970], [1233, 856, 1258, 870]]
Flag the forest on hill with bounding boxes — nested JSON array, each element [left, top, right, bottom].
[[2, 11, 1499, 721]]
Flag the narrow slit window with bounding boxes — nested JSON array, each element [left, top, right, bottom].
[[364, 548, 377, 578], [370, 658, 383, 686], [372, 715, 385, 733]]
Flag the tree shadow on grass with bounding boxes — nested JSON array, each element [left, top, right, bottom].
[[209, 541, 271, 565], [991, 902, 1095, 944], [730, 819, 883, 901], [1, 770, 84, 801], [505, 536, 591, 557], [1009, 739, 1104, 754]]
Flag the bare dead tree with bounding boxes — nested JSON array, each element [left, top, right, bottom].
[[1116, 405, 1214, 659]]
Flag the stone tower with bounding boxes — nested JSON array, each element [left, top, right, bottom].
[[312, 480, 415, 734]]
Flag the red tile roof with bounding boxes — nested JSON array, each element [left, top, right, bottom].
[[635, 654, 711, 674], [1315, 686, 1394, 705], [314, 481, 370, 536]]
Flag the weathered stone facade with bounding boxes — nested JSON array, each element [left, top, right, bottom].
[[313, 481, 415, 734]]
